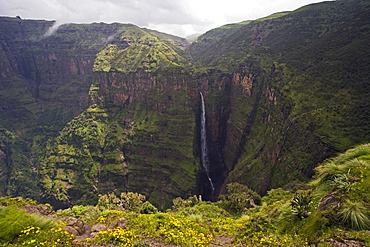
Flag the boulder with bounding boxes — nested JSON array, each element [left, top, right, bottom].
[[114, 217, 128, 228], [59, 216, 85, 235], [19, 204, 54, 216], [90, 224, 107, 238]]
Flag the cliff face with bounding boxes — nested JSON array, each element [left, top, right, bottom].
[[0, 18, 95, 200], [39, 28, 198, 209], [188, 0, 370, 195], [1, 0, 370, 209]]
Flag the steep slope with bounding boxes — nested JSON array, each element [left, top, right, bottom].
[[185, 0, 370, 194], [0, 18, 192, 203], [1, 0, 370, 209], [40, 27, 198, 208], [0, 17, 99, 200]]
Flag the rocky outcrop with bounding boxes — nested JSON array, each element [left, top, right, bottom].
[[0, 17, 123, 200], [59, 217, 86, 236], [319, 238, 364, 247], [1, 0, 370, 209], [39, 27, 198, 209], [19, 204, 54, 216]]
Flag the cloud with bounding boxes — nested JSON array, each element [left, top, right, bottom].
[[0, 0, 330, 37], [43, 20, 65, 37]]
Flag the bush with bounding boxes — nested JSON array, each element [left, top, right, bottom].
[[219, 183, 261, 214], [95, 210, 127, 226], [56, 205, 100, 223], [96, 192, 146, 212], [172, 195, 201, 210], [96, 193, 122, 211], [120, 192, 146, 212], [128, 213, 213, 246], [0, 197, 39, 207], [139, 201, 158, 214], [178, 202, 230, 219]]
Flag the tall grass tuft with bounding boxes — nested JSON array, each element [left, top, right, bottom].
[[339, 200, 370, 230], [311, 159, 368, 187], [0, 205, 55, 244], [311, 143, 370, 188]]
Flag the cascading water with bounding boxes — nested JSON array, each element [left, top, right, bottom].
[[199, 92, 215, 193]]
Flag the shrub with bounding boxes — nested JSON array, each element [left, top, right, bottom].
[[262, 188, 293, 205], [96, 193, 122, 211], [219, 182, 261, 214], [120, 192, 146, 212], [56, 205, 100, 223], [139, 201, 158, 214], [0, 197, 39, 207], [178, 202, 230, 219], [129, 213, 212, 246], [172, 195, 201, 210], [95, 210, 127, 226], [96, 192, 146, 212], [156, 215, 212, 246]]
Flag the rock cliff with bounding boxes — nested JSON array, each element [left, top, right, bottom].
[[1, 0, 370, 209]]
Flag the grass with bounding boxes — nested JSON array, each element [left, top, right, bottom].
[[339, 200, 370, 230], [0, 206, 56, 244]]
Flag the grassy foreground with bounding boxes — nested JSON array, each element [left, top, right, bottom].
[[1, 144, 370, 246]]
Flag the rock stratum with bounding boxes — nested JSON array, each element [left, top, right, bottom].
[[0, 0, 370, 209]]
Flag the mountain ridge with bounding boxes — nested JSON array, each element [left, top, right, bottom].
[[0, 0, 369, 209]]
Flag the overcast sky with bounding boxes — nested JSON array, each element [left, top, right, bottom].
[[0, 0, 330, 37]]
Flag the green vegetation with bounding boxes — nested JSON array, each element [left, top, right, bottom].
[[93, 27, 190, 73], [187, 0, 370, 196], [1, 0, 370, 224], [1, 144, 369, 246], [0, 206, 56, 244]]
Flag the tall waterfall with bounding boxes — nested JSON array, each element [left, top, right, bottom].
[[199, 92, 215, 193]]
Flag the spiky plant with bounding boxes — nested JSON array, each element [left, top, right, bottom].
[[291, 191, 313, 220], [338, 200, 370, 230], [329, 172, 353, 192]]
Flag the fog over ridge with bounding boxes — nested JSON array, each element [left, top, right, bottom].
[[0, 0, 329, 37]]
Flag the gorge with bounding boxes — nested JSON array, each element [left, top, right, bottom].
[[0, 0, 370, 209]]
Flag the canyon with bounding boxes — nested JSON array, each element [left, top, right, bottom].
[[0, 0, 369, 209]]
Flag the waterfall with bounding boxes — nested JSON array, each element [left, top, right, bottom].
[[199, 92, 215, 193]]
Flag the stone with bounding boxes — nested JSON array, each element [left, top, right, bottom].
[[114, 217, 128, 228], [62, 225, 80, 236], [91, 224, 107, 233], [19, 205, 54, 216], [59, 217, 85, 235]]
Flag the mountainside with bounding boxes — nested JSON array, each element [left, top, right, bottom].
[[187, 0, 370, 193], [0, 0, 370, 209]]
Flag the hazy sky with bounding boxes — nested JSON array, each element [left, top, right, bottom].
[[0, 0, 329, 37]]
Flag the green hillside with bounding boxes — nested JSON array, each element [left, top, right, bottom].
[[0, 143, 369, 246], [185, 0, 370, 194], [0, 0, 369, 214]]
